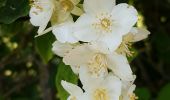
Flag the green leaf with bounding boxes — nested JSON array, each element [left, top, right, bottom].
[[157, 83, 170, 100], [135, 88, 151, 100], [35, 33, 55, 64], [56, 61, 78, 100], [0, 0, 30, 24]]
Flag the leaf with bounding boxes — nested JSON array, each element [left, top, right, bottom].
[[55, 61, 78, 100], [0, 0, 30, 24], [35, 33, 55, 64], [152, 33, 170, 62], [157, 83, 170, 100], [135, 88, 151, 100]]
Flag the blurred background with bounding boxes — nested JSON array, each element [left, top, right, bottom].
[[0, 0, 170, 100]]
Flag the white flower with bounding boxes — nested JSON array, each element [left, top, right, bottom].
[[79, 67, 122, 100], [52, 16, 79, 43], [29, 0, 54, 34], [116, 27, 150, 56], [61, 80, 84, 100], [29, 0, 83, 36], [74, 0, 138, 52], [63, 44, 134, 81]]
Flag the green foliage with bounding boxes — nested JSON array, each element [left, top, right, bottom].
[[135, 88, 151, 100], [55, 62, 78, 100], [0, 0, 30, 24], [35, 33, 56, 64], [153, 33, 170, 62], [157, 83, 170, 100]]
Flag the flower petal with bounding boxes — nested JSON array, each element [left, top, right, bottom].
[[74, 14, 99, 42], [103, 73, 122, 100], [92, 34, 122, 53], [107, 53, 134, 81], [52, 17, 78, 43], [52, 41, 76, 57], [61, 80, 83, 97], [130, 27, 150, 42], [71, 0, 80, 5], [63, 44, 95, 67], [29, 0, 53, 34], [111, 3, 138, 35], [83, 0, 115, 15]]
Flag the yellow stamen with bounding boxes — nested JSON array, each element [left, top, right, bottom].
[[94, 88, 109, 100]]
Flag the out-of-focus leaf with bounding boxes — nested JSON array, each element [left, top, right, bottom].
[[35, 33, 55, 64], [0, 0, 30, 24], [0, 21, 33, 36], [55, 61, 78, 100], [157, 83, 170, 100], [152, 33, 170, 62], [135, 88, 151, 100]]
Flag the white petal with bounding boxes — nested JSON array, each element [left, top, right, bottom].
[[52, 41, 75, 57], [103, 73, 122, 100], [61, 80, 83, 97], [83, 0, 115, 15], [63, 44, 95, 67], [95, 34, 122, 53], [52, 17, 78, 43], [111, 3, 138, 35], [29, 1, 53, 34], [74, 14, 99, 42], [130, 27, 150, 42], [79, 66, 104, 91], [107, 53, 134, 81]]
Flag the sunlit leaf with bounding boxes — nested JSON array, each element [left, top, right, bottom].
[[35, 33, 55, 64]]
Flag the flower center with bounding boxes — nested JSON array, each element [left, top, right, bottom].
[[116, 34, 134, 57], [101, 18, 111, 30], [88, 53, 108, 77], [92, 13, 113, 33], [60, 0, 74, 12], [94, 88, 109, 100]]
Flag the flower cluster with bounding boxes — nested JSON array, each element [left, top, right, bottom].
[[29, 0, 150, 99]]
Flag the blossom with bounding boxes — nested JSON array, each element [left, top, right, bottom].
[[74, 0, 138, 52], [61, 80, 84, 100], [63, 44, 134, 81], [116, 27, 150, 56], [29, 0, 83, 36], [79, 67, 122, 100]]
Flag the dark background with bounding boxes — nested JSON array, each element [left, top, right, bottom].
[[0, 0, 170, 99]]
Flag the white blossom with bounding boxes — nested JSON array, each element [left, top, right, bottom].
[[29, 0, 83, 36], [79, 67, 122, 100], [63, 44, 134, 81], [74, 0, 138, 52]]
